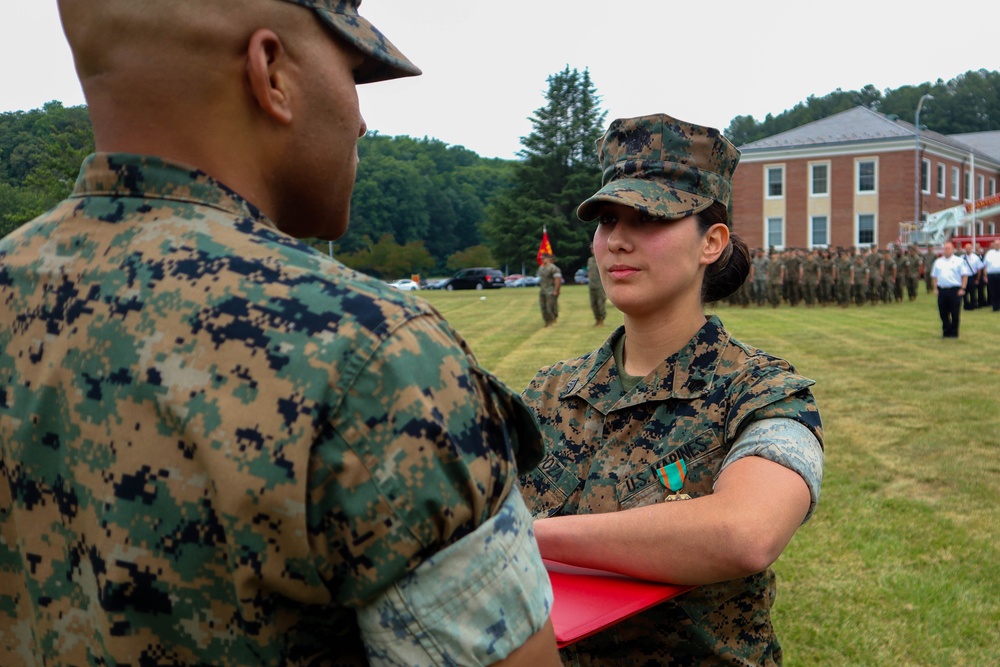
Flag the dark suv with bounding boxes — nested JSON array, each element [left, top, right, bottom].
[[445, 267, 506, 290]]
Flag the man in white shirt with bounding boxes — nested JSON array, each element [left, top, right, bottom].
[[931, 241, 972, 337], [931, 241, 972, 338], [961, 243, 985, 310], [984, 239, 1000, 312]]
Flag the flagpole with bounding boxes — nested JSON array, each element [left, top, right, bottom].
[[971, 152, 976, 249]]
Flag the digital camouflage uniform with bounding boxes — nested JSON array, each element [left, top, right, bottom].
[[865, 251, 882, 304], [765, 256, 784, 307], [0, 154, 552, 667], [834, 254, 852, 307], [734, 271, 752, 307], [902, 250, 920, 300], [800, 255, 819, 306], [587, 255, 606, 324], [538, 261, 563, 325], [895, 252, 906, 301], [752, 254, 769, 306], [852, 257, 869, 306], [782, 253, 801, 306], [881, 252, 896, 303], [817, 253, 834, 305], [923, 248, 937, 292], [519, 317, 823, 667]]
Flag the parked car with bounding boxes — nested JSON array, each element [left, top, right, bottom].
[[387, 279, 420, 291], [510, 275, 540, 287], [504, 273, 526, 286], [574, 268, 589, 284], [445, 267, 506, 290], [423, 278, 451, 290]]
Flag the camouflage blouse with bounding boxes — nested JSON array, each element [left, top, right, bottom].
[[520, 316, 823, 666], [0, 153, 549, 666]]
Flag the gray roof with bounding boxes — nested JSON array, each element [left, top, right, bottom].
[[738, 106, 996, 162], [949, 131, 1000, 162]]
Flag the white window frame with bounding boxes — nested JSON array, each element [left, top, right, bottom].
[[936, 163, 945, 198], [977, 174, 985, 200], [991, 178, 997, 196], [921, 158, 931, 194], [810, 162, 829, 196], [989, 222, 996, 235], [964, 170, 972, 202], [856, 213, 877, 247], [951, 166, 960, 201], [766, 166, 784, 199], [766, 217, 785, 249], [857, 159, 877, 193], [809, 215, 829, 248]]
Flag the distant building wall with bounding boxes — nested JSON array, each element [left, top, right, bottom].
[[733, 144, 999, 249]]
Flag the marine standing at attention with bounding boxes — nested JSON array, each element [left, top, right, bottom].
[[587, 249, 607, 326], [0, 1, 560, 665], [519, 114, 824, 666], [538, 252, 563, 326]]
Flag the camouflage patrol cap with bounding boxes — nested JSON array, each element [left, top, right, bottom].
[[577, 113, 741, 225], [276, 0, 421, 83]]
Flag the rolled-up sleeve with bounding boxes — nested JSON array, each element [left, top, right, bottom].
[[357, 490, 553, 666], [717, 418, 824, 522]]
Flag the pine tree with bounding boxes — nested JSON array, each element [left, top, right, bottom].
[[482, 67, 607, 280]]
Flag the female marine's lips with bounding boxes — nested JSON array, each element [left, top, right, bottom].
[[607, 264, 640, 277]]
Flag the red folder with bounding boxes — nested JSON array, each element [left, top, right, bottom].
[[544, 559, 695, 648]]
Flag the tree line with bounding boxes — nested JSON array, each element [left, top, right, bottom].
[[3, 69, 999, 280], [725, 68, 1000, 146]]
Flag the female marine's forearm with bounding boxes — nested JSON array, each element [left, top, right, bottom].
[[531, 458, 810, 585], [531, 501, 752, 585]]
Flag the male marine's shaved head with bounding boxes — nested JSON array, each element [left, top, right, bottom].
[[57, 0, 369, 238], [59, 0, 317, 102]]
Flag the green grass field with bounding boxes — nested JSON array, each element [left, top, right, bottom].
[[418, 284, 1000, 667]]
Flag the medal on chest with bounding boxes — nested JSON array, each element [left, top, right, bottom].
[[655, 459, 691, 501]]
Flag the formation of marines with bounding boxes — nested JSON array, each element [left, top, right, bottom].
[[729, 245, 939, 308]]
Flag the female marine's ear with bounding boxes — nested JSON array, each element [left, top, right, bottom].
[[701, 223, 731, 266]]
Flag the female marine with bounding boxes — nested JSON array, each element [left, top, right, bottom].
[[519, 114, 824, 666]]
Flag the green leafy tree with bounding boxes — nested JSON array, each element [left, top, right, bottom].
[[725, 69, 1000, 146], [336, 233, 434, 280], [1, 102, 95, 238], [339, 134, 513, 271], [446, 245, 494, 271], [482, 67, 607, 283]]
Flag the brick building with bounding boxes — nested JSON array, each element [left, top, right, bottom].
[[731, 106, 1000, 250]]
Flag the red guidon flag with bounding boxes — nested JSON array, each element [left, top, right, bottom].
[[537, 227, 553, 265]]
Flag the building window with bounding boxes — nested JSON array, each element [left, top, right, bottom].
[[991, 178, 997, 196], [811, 163, 829, 196], [811, 216, 829, 247], [921, 158, 931, 194], [936, 163, 945, 197], [990, 222, 997, 235], [977, 174, 985, 200], [857, 160, 876, 193], [951, 166, 960, 200], [766, 167, 784, 198], [964, 171, 971, 201], [858, 214, 876, 246], [767, 217, 784, 248]]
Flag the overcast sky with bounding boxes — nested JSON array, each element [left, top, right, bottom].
[[4, 1, 996, 159]]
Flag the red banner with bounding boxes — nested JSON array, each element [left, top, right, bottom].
[[537, 229, 553, 265], [965, 193, 1000, 214]]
